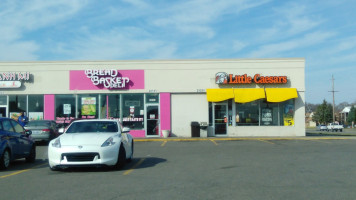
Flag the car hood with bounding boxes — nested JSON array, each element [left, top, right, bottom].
[[59, 133, 119, 146]]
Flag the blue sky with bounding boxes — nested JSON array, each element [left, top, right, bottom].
[[0, 0, 355, 104]]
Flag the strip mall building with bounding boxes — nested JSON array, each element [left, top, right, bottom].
[[0, 58, 305, 137]]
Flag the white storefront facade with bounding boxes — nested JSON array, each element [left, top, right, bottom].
[[0, 58, 305, 137]]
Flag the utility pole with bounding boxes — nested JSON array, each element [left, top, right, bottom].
[[329, 75, 338, 123]]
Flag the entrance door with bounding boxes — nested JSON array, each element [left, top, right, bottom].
[[0, 106, 7, 117], [146, 105, 159, 136], [213, 103, 228, 135]]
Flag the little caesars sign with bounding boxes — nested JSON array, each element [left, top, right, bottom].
[[85, 69, 129, 89]]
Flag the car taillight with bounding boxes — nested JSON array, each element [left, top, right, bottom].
[[42, 129, 51, 133]]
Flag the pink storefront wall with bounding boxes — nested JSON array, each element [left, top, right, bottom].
[[44, 94, 55, 120], [69, 70, 144, 90], [159, 93, 171, 137]]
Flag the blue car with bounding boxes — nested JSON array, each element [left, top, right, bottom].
[[0, 117, 36, 170]]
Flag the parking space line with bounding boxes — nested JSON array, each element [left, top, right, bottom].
[[210, 139, 218, 145], [0, 162, 48, 179], [161, 140, 167, 147], [123, 158, 145, 176], [258, 139, 275, 145]]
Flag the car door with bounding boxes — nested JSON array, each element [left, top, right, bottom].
[[119, 123, 131, 156], [1, 119, 20, 158], [10, 119, 32, 157]]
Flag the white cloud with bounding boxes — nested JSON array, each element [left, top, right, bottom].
[[152, 0, 271, 38], [121, 0, 149, 9], [0, 41, 39, 61], [232, 40, 247, 52], [53, 28, 177, 60], [0, 0, 88, 60], [248, 31, 335, 57], [254, 2, 323, 43]]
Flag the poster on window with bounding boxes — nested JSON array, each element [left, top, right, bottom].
[[10, 112, 21, 121], [261, 108, 272, 125], [283, 104, 294, 126], [81, 97, 96, 116], [63, 104, 71, 115], [29, 112, 44, 120], [129, 106, 135, 117]]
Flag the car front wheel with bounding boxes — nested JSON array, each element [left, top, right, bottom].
[[0, 149, 11, 170], [26, 146, 36, 163], [114, 144, 126, 170], [127, 141, 134, 163]]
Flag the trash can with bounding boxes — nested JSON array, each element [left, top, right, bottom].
[[191, 121, 200, 137]]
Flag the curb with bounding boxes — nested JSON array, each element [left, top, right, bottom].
[[134, 136, 355, 142]]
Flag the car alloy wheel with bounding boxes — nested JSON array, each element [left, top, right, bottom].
[[1, 150, 10, 170]]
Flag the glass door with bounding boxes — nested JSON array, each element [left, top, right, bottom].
[[0, 106, 7, 117], [146, 105, 159, 136], [213, 103, 228, 135]]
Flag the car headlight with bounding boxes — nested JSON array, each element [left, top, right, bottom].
[[101, 137, 116, 147], [52, 138, 61, 148]]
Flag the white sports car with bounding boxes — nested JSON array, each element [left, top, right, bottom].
[[48, 119, 133, 171]]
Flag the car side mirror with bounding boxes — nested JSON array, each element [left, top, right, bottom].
[[122, 127, 130, 133]]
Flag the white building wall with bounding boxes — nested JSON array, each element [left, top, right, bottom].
[[171, 94, 208, 137], [0, 58, 305, 137]]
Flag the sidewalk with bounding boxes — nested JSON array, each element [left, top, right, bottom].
[[134, 135, 356, 142]]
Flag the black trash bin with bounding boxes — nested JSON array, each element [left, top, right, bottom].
[[191, 121, 200, 137]]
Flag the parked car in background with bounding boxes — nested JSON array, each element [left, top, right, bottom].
[[48, 119, 133, 171], [24, 120, 59, 143], [317, 124, 327, 131], [327, 122, 343, 132], [0, 117, 36, 170]]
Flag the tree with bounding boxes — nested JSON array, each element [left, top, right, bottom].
[[312, 99, 333, 125], [336, 102, 350, 113], [347, 106, 356, 125], [305, 102, 318, 113]]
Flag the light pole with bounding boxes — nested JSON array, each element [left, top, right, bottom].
[[329, 75, 338, 123]]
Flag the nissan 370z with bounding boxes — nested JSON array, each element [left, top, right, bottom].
[[48, 119, 133, 171]]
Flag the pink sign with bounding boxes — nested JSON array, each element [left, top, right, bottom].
[[70, 70, 144, 90]]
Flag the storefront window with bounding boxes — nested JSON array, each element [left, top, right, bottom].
[[122, 94, 144, 130], [0, 96, 7, 105], [77, 94, 99, 119], [55, 94, 76, 124], [280, 99, 295, 126], [9, 95, 27, 120], [260, 101, 279, 126], [108, 94, 121, 119], [236, 100, 260, 126], [0, 96, 7, 117], [99, 94, 107, 119], [232, 99, 295, 127], [28, 95, 44, 120]]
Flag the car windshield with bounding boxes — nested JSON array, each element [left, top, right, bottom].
[[66, 121, 118, 133], [26, 121, 51, 127]]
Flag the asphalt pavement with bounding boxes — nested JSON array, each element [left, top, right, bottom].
[[2, 136, 356, 200]]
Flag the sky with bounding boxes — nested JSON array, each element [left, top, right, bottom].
[[0, 0, 355, 105]]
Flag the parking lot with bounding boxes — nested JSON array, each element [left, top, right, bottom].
[[1, 137, 356, 200]]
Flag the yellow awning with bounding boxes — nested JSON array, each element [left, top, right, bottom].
[[234, 88, 265, 103], [265, 88, 298, 102], [206, 89, 234, 102]]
